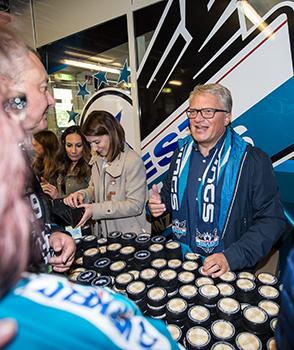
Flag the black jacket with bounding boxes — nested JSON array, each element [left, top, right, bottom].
[[276, 246, 294, 349], [24, 148, 68, 269], [25, 167, 53, 269]]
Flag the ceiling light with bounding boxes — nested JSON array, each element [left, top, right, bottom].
[[168, 80, 182, 86], [112, 62, 123, 67], [53, 73, 74, 81], [63, 59, 120, 74], [89, 56, 115, 64], [238, 1, 274, 39], [64, 50, 114, 63]]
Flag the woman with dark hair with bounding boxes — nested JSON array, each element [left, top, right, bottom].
[[64, 110, 149, 236], [41, 125, 91, 199], [32, 129, 59, 186]]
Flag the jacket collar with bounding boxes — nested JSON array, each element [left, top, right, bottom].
[[90, 143, 129, 177]]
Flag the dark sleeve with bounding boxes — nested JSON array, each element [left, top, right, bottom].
[[32, 173, 70, 235], [159, 147, 180, 213], [224, 147, 288, 271], [276, 247, 294, 348]]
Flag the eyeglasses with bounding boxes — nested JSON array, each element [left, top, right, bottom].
[[186, 108, 228, 119]]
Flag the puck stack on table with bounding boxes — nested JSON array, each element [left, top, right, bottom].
[[67, 233, 280, 349]]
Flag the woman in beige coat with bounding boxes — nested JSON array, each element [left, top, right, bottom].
[[64, 110, 149, 237]]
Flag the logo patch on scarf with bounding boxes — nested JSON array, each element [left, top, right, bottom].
[[172, 219, 187, 239], [195, 228, 219, 254]]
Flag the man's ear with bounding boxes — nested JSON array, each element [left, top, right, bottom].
[[0, 74, 11, 84], [0, 74, 12, 95], [0, 12, 12, 25], [224, 113, 231, 126]]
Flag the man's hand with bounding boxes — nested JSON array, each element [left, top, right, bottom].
[[64, 192, 84, 208], [76, 203, 93, 227], [0, 319, 17, 347], [49, 231, 76, 272], [202, 253, 230, 278], [148, 184, 166, 217]]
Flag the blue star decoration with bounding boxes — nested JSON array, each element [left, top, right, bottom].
[[115, 110, 122, 123], [118, 60, 130, 84], [94, 71, 108, 89], [67, 110, 79, 124], [77, 81, 90, 101]]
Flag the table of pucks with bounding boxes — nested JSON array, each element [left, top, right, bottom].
[[68, 232, 280, 350]]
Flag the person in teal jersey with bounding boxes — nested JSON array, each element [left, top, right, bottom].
[[1, 274, 182, 350]]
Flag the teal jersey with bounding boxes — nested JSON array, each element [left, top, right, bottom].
[[0, 273, 182, 350]]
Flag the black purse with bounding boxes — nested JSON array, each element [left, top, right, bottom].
[[51, 198, 84, 227]]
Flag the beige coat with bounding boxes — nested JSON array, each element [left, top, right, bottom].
[[78, 144, 150, 237]]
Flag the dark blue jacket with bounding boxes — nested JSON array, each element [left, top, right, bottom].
[[160, 142, 287, 271], [276, 247, 294, 349]]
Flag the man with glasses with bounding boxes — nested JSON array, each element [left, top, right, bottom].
[[149, 83, 286, 277]]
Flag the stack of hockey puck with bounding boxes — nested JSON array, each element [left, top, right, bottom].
[[67, 233, 280, 349]]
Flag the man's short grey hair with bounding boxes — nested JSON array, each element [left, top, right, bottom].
[[0, 22, 30, 83], [189, 83, 233, 113]]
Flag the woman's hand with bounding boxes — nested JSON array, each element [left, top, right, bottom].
[[40, 177, 59, 199], [76, 203, 93, 226], [63, 192, 85, 208]]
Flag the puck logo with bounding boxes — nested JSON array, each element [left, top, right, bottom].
[[110, 231, 120, 237], [136, 252, 148, 258], [136, 236, 149, 242], [123, 233, 134, 239], [96, 258, 109, 267], [94, 277, 110, 286], [79, 88, 136, 149], [151, 236, 165, 243], [79, 271, 95, 280]]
